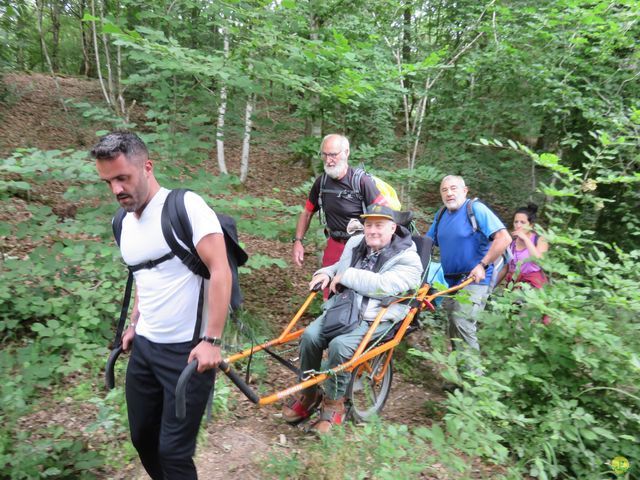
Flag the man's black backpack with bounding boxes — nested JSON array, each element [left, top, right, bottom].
[[111, 189, 248, 348]]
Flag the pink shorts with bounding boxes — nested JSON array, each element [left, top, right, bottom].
[[507, 269, 548, 289]]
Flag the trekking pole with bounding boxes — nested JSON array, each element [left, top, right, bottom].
[[175, 360, 260, 420]]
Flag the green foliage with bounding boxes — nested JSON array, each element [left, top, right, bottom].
[[209, 376, 232, 416], [0, 1, 85, 74], [288, 135, 321, 163], [0, 145, 129, 476], [0, 427, 103, 479], [412, 134, 640, 478], [208, 196, 298, 241], [0, 148, 97, 197], [67, 101, 136, 133], [264, 421, 477, 479]]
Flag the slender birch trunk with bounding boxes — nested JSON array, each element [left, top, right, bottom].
[[216, 27, 230, 175], [239, 93, 255, 183], [90, 0, 111, 107], [116, 45, 127, 120], [98, 0, 116, 110]]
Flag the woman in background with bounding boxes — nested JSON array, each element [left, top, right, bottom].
[[498, 203, 549, 289]]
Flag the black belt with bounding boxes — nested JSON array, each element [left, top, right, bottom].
[[445, 273, 470, 286]]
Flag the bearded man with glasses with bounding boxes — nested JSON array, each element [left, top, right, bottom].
[[292, 134, 388, 284]]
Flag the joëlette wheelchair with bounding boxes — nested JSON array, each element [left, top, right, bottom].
[[105, 236, 473, 422]]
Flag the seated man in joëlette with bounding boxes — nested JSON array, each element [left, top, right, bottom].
[[282, 204, 423, 433]]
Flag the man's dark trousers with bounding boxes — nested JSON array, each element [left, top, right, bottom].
[[126, 335, 215, 480]]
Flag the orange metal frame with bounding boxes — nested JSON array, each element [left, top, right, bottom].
[[224, 277, 474, 406]]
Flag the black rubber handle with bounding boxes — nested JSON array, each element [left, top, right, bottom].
[[175, 360, 199, 419], [175, 360, 259, 420], [219, 361, 260, 405], [105, 345, 123, 390]]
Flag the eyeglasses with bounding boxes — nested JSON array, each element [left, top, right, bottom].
[[320, 150, 343, 159]]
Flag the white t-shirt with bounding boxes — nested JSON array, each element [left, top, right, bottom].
[[119, 188, 223, 343]]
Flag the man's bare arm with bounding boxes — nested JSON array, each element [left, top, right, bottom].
[[293, 208, 314, 267], [189, 233, 232, 372]]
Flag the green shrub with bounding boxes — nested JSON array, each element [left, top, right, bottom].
[[411, 138, 640, 479], [264, 421, 476, 479]]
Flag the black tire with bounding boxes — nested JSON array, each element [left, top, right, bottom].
[[345, 352, 393, 423]]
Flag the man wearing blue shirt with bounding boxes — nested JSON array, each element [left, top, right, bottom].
[[426, 175, 511, 376]]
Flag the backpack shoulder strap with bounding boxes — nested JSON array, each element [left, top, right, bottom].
[[161, 189, 209, 278], [112, 208, 127, 246], [319, 173, 328, 197], [318, 173, 328, 226], [351, 166, 367, 210], [351, 166, 366, 192], [161, 189, 207, 346], [432, 206, 446, 247], [467, 197, 479, 232]]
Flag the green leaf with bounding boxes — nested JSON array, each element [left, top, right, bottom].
[[102, 22, 123, 35]]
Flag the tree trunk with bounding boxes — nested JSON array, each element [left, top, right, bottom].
[[116, 45, 131, 121], [78, 0, 94, 77], [49, 0, 62, 72], [216, 27, 229, 175], [98, 0, 116, 110], [239, 93, 255, 184], [90, 0, 112, 107], [402, 7, 412, 95], [36, 0, 67, 111]]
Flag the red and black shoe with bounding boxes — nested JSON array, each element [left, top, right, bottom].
[[308, 397, 345, 434], [281, 390, 323, 424]]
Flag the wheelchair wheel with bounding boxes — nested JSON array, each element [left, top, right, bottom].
[[346, 351, 393, 423]]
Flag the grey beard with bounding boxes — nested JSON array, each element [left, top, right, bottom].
[[324, 162, 347, 179]]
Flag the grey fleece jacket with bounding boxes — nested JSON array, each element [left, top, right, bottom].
[[314, 232, 423, 323]]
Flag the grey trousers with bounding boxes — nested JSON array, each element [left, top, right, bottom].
[[442, 284, 489, 373], [299, 315, 395, 400]]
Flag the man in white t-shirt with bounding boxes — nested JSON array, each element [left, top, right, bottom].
[[92, 131, 231, 480]]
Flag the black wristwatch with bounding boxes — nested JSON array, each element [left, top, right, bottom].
[[292, 237, 304, 244], [201, 336, 222, 346], [480, 261, 489, 270]]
